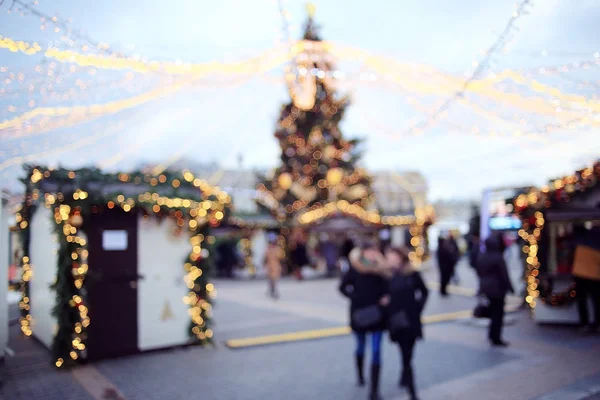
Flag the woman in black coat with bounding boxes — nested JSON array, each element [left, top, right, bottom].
[[382, 247, 429, 400], [476, 233, 514, 346], [339, 241, 388, 400]]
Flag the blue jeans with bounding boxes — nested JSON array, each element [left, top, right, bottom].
[[354, 331, 383, 365]]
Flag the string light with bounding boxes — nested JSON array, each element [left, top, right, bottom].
[[261, 66, 599, 141], [0, 34, 297, 76], [0, 109, 143, 171], [0, 36, 42, 55], [296, 200, 415, 226], [0, 79, 190, 133], [4, 34, 598, 144], [342, 0, 534, 137]]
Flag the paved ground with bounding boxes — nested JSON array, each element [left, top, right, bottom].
[[1, 262, 599, 400]]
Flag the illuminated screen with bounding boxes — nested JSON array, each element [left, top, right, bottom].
[[488, 216, 522, 231]]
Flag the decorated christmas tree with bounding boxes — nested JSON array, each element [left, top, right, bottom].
[[257, 8, 373, 222]]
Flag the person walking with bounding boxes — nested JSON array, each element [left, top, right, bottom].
[[320, 233, 340, 277], [436, 235, 454, 296], [265, 236, 282, 299], [290, 232, 309, 280], [341, 236, 355, 273], [476, 233, 515, 346], [382, 247, 428, 400], [571, 225, 600, 333], [340, 240, 388, 400], [468, 234, 481, 270], [447, 233, 461, 284]]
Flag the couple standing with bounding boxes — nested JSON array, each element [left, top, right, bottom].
[[339, 241, 429, 400]]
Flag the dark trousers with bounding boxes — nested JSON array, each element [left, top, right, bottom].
[[575, 277, 600, 327], [439, 265, 451, 295], [488, 296, 505, 342], [268, 279, 279, 298], [326, 262, 337, 277], [398, 336, 417, 397]]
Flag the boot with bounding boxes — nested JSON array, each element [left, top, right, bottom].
[[369, 364, 382, 400], [406, 369, 418, 400], [399, 369, 407, 387], [355, 355, 365, 386]]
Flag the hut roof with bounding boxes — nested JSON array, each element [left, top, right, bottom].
[[21, 164, 231, 213], [513, 159, 600, 217]]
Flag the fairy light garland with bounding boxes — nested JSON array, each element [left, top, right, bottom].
[[297, 200, 414, 226], [0, 80, 190, 132], [51, 201, 89, 367], [17, 165, 231, 367], [4, 32, 600, 150]]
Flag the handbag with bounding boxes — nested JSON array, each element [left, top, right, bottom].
[[473, 295, 491, 319], [388, 310, 411, 333], [352, 305, 382, 329]]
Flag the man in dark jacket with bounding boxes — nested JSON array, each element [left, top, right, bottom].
[[476, 233, 515, 346], [436, 236, 454, 296], [468, 235, 480, 269]]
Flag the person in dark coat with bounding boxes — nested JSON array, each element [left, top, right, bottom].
[[382, 247, 428, 400], [216, 239, 238, 278], [320, 234, 339, 277], [436, 235, 454, 296], [468, 234, 480, 269], [447, 234, 461, 284], [290, 235, 309, 280], [342, 237, 355, 259], [340, 241, 388, 400], [476, 233, 515, 346]]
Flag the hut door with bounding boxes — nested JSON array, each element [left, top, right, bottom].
[[86, 207, 139, 360]]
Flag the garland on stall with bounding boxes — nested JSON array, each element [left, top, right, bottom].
[[15, 185, 35, 338], [17, 165, 230, 367], [184, 222, 217, 342], [514, 159, 600, 308]]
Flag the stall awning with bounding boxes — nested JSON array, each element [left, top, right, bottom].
[[545, 208, 600, 222], [306, 214, 381, 233]]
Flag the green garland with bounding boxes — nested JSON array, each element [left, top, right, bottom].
[[50, 207, 87, 367], [17, 164, 230, 367], [16, 184, 35, 337], [185, 222, 217, 343]]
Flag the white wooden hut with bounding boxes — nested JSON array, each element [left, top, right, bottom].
[[17, 165, 230, 366]]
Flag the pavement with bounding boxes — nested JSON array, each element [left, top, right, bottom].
[[1, 257, 600, 400]]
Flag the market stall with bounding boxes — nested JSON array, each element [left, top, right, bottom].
[[223, 214, 280, 278], [296, 200, 422, 264], [16, 165, 230, 366], [514, 160, 600, 324]]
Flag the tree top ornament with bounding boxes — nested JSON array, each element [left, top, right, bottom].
[[306, 2, 316, 17]]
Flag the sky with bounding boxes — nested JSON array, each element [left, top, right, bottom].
[[0, 0, 599, 200]]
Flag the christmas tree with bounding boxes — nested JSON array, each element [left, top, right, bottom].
[[257, 8, 373, 222]]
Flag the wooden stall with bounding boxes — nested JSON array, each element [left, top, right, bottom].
[[514, 160, 600, 324], [296, 201, 422, 264], [16, 165, 230, 366], [222, 214, 280, 279]]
